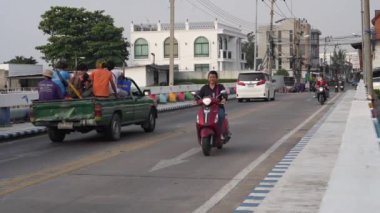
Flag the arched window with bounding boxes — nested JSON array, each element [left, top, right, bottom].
[[134, 38, 149, 59], [164, 37, 178, 58], [194, 37, 209, 57]]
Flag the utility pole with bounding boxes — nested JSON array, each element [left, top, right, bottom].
[[323, 36, 328, 78], [268, 0, 275, 76], [361, 0, 366, 84], [363, 0, 373, 98], [293, 19, 301, 84], [253, 0, 258, 70], [169, 0, 175, 86]]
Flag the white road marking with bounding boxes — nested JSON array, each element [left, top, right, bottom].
[[192, 93, 341, 213], [150, 147, 200, 172]]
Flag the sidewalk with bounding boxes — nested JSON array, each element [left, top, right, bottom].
[[234, 83, 380, 213]]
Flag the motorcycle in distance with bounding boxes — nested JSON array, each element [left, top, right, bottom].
[[334, 83, 339, 93], [192, 90, 231, 156], [317, 86, 327, 105], [338, 80, 344, 91]]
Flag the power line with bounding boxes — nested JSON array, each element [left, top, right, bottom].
[[200, 0, 255, 27], [182, 0, 252, 31], [274, 1, 287, 18], [262, 0, 286, 18], [194, 0, 255, 31], [283, 0, 296, 18]]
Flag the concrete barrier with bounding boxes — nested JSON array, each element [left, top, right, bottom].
[[0, 84, 237, 123]]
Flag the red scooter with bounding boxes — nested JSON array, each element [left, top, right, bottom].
[[193, 90, 231, 156]]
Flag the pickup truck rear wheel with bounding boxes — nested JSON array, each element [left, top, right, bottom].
[[48, 127, 65, 143], [106, 114, 121, 141], [142, 110, 156, 133]]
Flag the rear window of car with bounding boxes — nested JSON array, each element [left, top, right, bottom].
[[238, 73, 265, 81], [373, 69, 380, 78]]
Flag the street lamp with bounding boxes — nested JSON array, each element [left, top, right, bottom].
[[151, 53, 155, 65]]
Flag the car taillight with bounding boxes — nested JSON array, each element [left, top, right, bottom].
[[95, 104, 102, 118], [257, 79, 266, 86], [237, 81, 246, 86]]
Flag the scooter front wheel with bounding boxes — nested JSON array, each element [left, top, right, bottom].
[[201, 136, 211, 156], [318, 95, 325, 105]]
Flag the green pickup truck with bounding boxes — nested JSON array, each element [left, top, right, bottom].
[[30, 79, 157, 143]]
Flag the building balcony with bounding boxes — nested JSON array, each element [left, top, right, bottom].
[[218, 50, 233, 61]]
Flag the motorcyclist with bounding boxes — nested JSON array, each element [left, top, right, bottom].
[[315, 74, 329, 98], [198, 70, 231, 140]]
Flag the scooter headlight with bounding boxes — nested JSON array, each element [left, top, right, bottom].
[[319, 87, 324, 92], [196, 114, 199, 124], [202, 97, 212, 106]]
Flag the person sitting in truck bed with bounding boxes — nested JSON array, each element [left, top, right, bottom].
[[90, 59, 118, 98], [106, 60, 129, 97], [69, 63, 92, 98], [52, 59, 70, 97], [38, 70, 63, 101]]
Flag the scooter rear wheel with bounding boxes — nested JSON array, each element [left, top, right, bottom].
[[201, 137, 211, 156]]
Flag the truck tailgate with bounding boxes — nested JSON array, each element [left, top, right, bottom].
[[32, 99, 95, 122]]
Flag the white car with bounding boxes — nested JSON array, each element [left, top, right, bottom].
[[236, 71, 276, 102]]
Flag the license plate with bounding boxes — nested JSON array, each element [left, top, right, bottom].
[[247, 84, 255, 87], [58, 122, 73, 129]]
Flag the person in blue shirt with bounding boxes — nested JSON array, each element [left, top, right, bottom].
[[52, 59, 70, 97], [117, 75, 131, 96], [38, 70, 63, 101]]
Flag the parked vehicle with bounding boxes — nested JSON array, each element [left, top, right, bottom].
[[193, 90, 230, 156], [30, 78, 157, 143], [317, 86, 327, 105], [236, 71, 276, 102], [373, 67, 380, 90]]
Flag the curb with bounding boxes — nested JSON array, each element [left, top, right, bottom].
[[0, 127, 46, 141]]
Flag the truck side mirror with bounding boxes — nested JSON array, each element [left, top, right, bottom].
[[143, 89, 151, 96]]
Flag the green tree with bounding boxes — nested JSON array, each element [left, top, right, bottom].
[[4, 56, 38, 64], [330, 49, 346, 80], [36, 7, 129, 69], [242, 32, 256, 69], [275, 68, 289, 76]]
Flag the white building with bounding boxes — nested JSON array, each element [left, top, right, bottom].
[[0, 64, 43, 89], [128, 20, 246, 72]]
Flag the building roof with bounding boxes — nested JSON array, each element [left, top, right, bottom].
[[0, 64, 43, 77], [371, 10, 380, 25], [351, 42, 362, 50]]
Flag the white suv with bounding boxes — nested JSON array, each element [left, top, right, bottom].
[[236, 71, 276, 102]]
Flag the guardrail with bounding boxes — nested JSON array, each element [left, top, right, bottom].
[[0, 84, 237, 125]]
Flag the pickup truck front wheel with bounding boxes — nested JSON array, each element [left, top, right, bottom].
[[48, 127, 66, 143], [142, 110, 156, 133], [106, 114, 121, 141]]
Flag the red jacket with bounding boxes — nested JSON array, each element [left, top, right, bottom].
[[316, 80, 328, 87]]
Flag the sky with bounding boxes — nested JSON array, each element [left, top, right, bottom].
[[1, 0, 379, 67]]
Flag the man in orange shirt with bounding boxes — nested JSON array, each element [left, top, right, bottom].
[[91, 59, 118, 97]]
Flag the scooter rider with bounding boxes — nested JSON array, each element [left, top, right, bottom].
[[315, 74, 329, 98], [198, 70, 230, 139]]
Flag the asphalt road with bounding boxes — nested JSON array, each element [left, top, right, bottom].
[[0, 92, 339, 213]]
